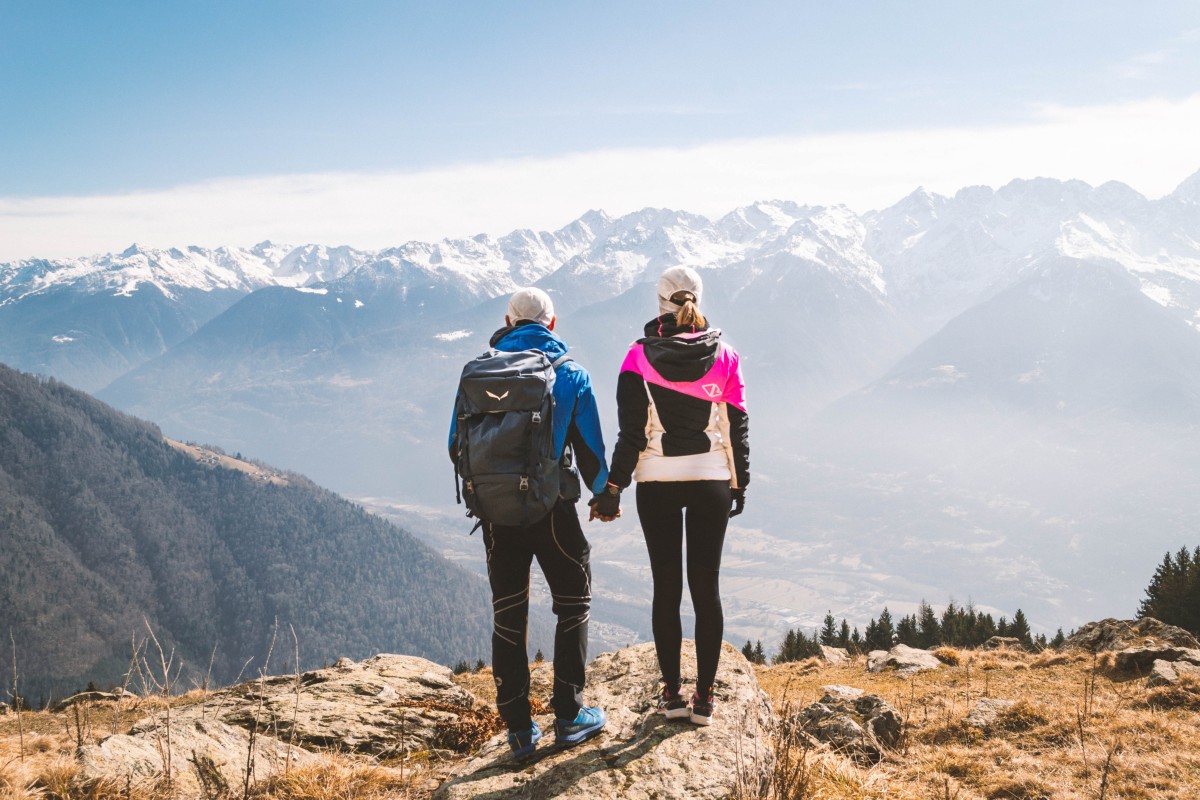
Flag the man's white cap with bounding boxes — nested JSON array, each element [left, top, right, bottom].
[[657, 266, 704, 315], [507, 286, 555, 326]]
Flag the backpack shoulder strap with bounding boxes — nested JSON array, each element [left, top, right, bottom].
[[550, 353, 572, 370]]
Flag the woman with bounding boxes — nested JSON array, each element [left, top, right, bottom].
[[595, 265, 749, 725]]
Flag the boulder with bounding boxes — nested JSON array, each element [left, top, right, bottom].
[[819, 646, 850, 664], [1147, 658, 1200, 688], [1112, 646, 1200, 675], [963, 698, 1016, 729], [794, 691, 902, 763], [79, 653, 483, 793], [867, 644, 942, 675], [78, 716, 315, 796], [433, 641, 774, 800], [982, 637, 1025, 651], [819, 685, 864, 701], [1063, 618, 1200, 653], [0, 700, 9, 715], [216, 654, 480, 755], [51, 689, 132, 713]]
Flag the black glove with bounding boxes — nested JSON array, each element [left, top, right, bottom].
[[729, 488, 746, 518], [589, 485, 621, 518]]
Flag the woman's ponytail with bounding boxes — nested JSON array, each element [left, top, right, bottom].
[[673, 291, 707, 329]]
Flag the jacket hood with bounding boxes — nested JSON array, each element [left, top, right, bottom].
[[638, 314, 722, 382], [490, 322, 569, 359]]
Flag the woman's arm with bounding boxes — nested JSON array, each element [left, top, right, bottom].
[[607, 369, 650, 489]]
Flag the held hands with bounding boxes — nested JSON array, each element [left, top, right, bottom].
[[588, 484, 622, 522], [729, 488, 746, 518]]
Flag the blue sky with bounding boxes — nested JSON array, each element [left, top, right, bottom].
[[2, 1, 1199, 257]]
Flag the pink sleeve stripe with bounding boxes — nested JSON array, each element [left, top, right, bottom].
[[620, 343, 747, 412]]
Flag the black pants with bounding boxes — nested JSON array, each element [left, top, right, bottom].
[[482, 501, 592, 731], [636, 480, 730, 697]]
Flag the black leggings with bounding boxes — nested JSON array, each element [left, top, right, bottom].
[[636, 480, 730, 696]]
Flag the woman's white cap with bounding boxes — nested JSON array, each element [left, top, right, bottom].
[[657, 266, 703, 315], [507, 286, 555, 326]]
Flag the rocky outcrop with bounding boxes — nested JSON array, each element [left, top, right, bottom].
[[982, 637, 1025, 651], [78, 715, 314, 796], [794, 690, 902, 764], [1147, 659, 1200, 687], [867, 644, 942, 675], [78, 654, 482, 794], [819, 646, 850, 664], [1064, 618, 1200, 652], [820, 685, 864, 700], [964, 698, 1016, 729], [51, 689, 133, 713], [433, 641, 774, 800], [1113, 646, 1200, 676]]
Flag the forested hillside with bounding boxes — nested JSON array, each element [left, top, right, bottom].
[[0, 362, 492, 701]]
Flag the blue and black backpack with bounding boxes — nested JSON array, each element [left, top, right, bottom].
[[453, 348, 574, 527]]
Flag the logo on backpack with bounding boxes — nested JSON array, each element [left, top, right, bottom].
[[452, 348, 572, 527]]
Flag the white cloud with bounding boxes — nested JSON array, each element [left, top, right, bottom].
[[2, 93, 1199, 261]]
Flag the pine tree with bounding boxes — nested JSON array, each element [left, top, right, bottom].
[[1050, 628, 1066, 649], [1010, 609, 1033, 647], [917, 601, 941, 649], [1138, 546, 1200, 634], [742, 641, 755, 662], [896, 614, 918, 646], [838, 619, 850, 649], [753, 640, 766, 665], [877, 607, 895, 648], [940, 601, 961, 645], [820, 611, 838, 646]]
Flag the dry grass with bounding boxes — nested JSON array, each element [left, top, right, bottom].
[[247, 757, 427, 800], [755, 648, 1200, 799]]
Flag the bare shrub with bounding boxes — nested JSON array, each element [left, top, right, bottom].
[[932, 647, 962, 666]]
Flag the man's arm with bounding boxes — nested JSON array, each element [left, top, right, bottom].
[[565, 365, 609, 494]]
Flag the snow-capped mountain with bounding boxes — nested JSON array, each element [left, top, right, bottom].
[[6, 168, 1200, 642]]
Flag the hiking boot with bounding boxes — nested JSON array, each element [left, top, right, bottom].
[[507, 721, 542, 757], [657, 686, 690, 719], [690, 692, 715, 726], [555, 705, 607, 745]]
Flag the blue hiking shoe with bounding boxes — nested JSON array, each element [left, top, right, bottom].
[[555, 705, 607, 746], [507, 721, 542, 757]]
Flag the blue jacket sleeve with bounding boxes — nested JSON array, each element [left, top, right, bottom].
[[563, 364, 610, 494]]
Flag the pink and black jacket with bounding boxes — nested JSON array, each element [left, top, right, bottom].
[[608, 315, 749, 490]]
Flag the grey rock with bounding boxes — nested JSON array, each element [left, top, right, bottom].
[[0, 701, 9, 715], [51, 689, 132, 713], [794, 691, 902, 763], [214, 653, 479, 755], [819, 685, 864, 701], [1147, 658, 1200, 687], [1064, 618, 1200, 652], [981, 637, 1025, 651], [434, 640, 774, 800], [867, 644, 942, 675], [964, 698, 1016, 729], [1112, 646, 1200, 675], [819, 645, 850, 664], [78, 653, 482, 793], [78, 716, 314, 796]]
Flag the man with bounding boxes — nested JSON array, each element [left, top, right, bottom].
[[449, 287, 617, 757]]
